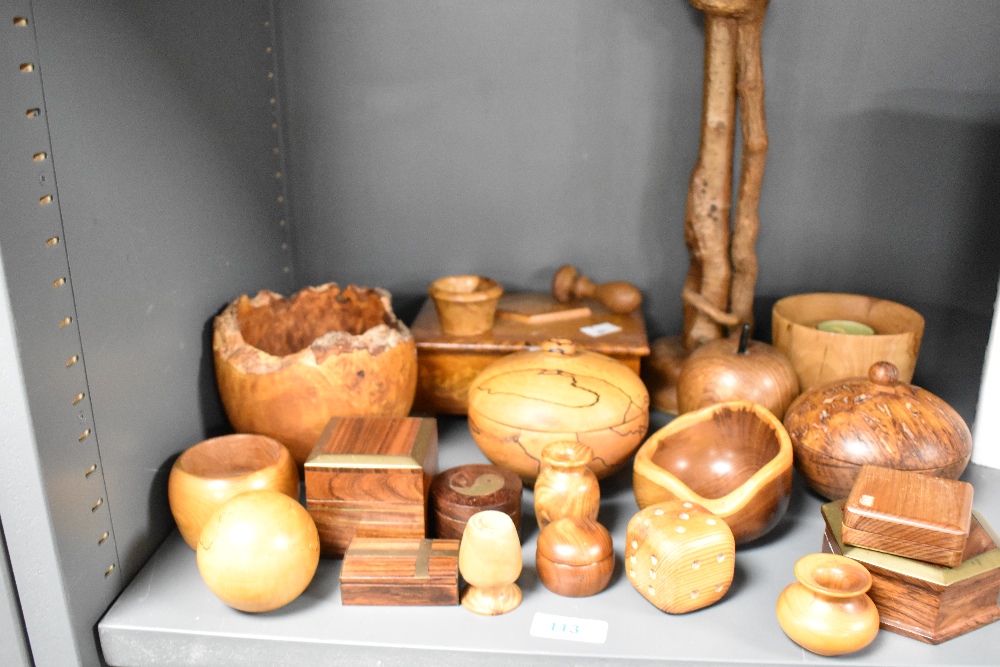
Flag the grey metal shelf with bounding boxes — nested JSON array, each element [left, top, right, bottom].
[[99, 414, 1000, 667]]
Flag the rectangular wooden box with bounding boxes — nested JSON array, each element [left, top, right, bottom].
[[842, 465, 973, 567], [411, 292, 649, 414], [305, 417, 438, 557], [340, 538, 460, 606], [822, 501, 1000, 644]]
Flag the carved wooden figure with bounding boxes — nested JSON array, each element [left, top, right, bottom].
[[458, 511, 523, 615], [431, 464, 522, 540], [784, 362, 972, 500], [533, 442, 600, 531], [551, 264, 642, 315], [625, 500, 735, 614], [536, 517, 614, 597]]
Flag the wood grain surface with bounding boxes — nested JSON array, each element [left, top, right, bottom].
[[340, 537, 460, 606], [458, 511, 522, 615], [430, 464, 522, 539], [536, 516, 614, 597]]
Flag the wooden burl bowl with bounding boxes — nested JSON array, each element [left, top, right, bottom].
[[772, 292, 924, 392], [633, 401, 793, 544], [213, 282, 417, 466], [168, 434, 299, 549]]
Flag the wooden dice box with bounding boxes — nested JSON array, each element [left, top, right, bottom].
[[822, 501, 1000, 644], [411, 292, 649, 414], [340, 537, 460, 606], [430, 464, 522, 540], [305, 416, 437, 557], [842, 465, 973, 567]]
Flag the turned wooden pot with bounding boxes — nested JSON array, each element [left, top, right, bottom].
[[428, 275, 503, 336], [168, 434, 299, 549], [536, 516, 614, 597], [467, 338, 649, 484], [772, 292, 924, 392], [783, 361, 972, 500], [633, 401, 793, 544], [213, 282, 417, 466]]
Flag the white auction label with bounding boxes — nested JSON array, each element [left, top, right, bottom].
[[580, 322, 622, 338], [529, 612, 608, 644]]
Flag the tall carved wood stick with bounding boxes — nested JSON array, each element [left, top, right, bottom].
[[682, 6, 738, 350], [729, 2, 769, 329]]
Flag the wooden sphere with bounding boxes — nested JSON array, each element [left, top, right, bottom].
[[536, 517, 614, 597], [196, 490, 320, 613], [213, 282, 417, 466], [677, 331, 799, 420], [633, 401, 793, 544], [784, 361, 972, 500], [772, 292, 924, 392], [431, 464, 522, 540], [467, 338, 649, 483], [168, 434, 299, 549]]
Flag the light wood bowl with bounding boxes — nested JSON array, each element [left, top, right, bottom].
[[168, 434, 299, 549], [213, 282, 417, 466], [428, 275, 503, 336], [633, 401, 793, 544], [772, 292, 924, 392]]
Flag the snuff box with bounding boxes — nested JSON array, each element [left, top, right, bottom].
[[304, 416, 438, 557], [430, 464, 522, 540], [822, 501, 1000, 644], [340, 537, 460, 606], [842, 465, 973, 567]]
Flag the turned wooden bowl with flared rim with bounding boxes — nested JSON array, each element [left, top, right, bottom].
[[168, 433, 299, 549], [428, 275, 503, 336], [772, 292, 924, 392], [632, 400, 793, 544], [213, 282, 417, 466]]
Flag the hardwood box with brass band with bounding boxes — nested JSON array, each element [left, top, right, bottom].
[[340, 537, 460, 606], [821, 502, 1000, 644], [304, 416, 438, 557], [410, 292, 649, 415]]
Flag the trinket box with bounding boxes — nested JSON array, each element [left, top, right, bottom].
[[340, 537, 460, 606], [536, 516, 614, 597], [842, 465, 973, 567], [411, 292, 649, 414], [822, 501, 1000, 644], [430, 464, 522, 540], [305, 416, 437, 557]]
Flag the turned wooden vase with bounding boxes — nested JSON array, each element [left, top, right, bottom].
[[633, 401, 793, 544], [534, 442, 600, 531], [776, 553, 879, 656], [467, 338, 649, 483], [213, 282, 417, 466], [168, 434, 299, 549], [783, 361, 972, 500]]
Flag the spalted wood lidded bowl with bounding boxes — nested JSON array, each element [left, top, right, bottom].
[[213, 282, 417, 466], [467, 338, 649, 483], [783, 361, 972, 500]]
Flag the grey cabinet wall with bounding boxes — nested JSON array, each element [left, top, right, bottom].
[[1, 1, 998, 665]]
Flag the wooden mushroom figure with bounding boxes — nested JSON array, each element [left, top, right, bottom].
[[644, 0, 771, 413], [552, 264, 643, 315]]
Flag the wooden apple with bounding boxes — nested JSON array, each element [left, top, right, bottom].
[[677, 324, 799, 419]]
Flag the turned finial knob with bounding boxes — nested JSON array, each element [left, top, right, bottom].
[[551, 265, 642, 315], [868, 361, 900, 386]]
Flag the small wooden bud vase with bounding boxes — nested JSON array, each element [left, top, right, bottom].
[[340, 537, 460, 606], [430, 464, 522, 540], [534, 442, 600, 531], [536, 517, 614, 597], [842, 465, 974, 567], [458, 511, 522, 615], [625, 501, 735, 614]]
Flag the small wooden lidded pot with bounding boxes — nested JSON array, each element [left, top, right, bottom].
[[428, 275, 503, 336], [213, 283, 417, 466], [431, 464, 522, 540], [784, 361, 972, 500], [467, 338, 649, 483], [772, 292, 924, 392], [536, 517, 614, 597]]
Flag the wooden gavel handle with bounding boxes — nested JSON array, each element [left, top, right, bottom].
[[552, 265, 642, 315]]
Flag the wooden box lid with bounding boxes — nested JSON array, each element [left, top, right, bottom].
[[340, 537, 459, 606], [431, 464, 522, 539], [842, 465, 973, 566], [304, 416, 437, 502]]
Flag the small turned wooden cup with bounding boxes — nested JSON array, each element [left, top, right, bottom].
[[428, 275, 503, 336], [536, 516, 614, 597], [458, 510, 522, 615], [431, 464, 522, 540], [168, 434, 299, 549]]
